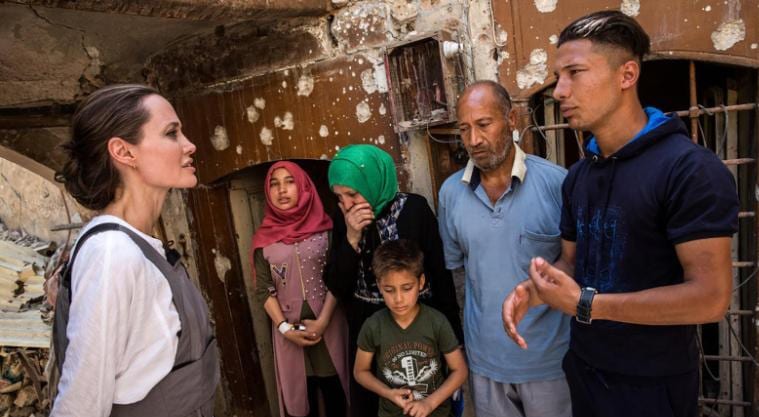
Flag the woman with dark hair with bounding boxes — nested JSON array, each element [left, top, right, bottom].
[[324, 144, 463, 416], [51, 84, 219, 417]]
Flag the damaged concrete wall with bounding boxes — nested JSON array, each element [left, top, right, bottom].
[[0, 128, 68, 174], [169, 54, 399, 185], [160, 189, 202, 289], [145, 20, 332, 93], [490, 0, 759, 99], [147, 0, 497, 202], [17, 0, 330, 20], [0, 154, 83, 245], [0, 2, 221, 107], [0, 4, 99, 106]]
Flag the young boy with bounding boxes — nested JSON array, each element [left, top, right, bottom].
[[354, 239, 468, 417]]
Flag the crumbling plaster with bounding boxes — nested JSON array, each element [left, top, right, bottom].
[[0, 4, 93, 106], [0, 2, 220, 107], [145, 0, 484, 94], [0, 128, 68, 173], [171, 52, 399, 185], [145, 18, 331, 93], [0, 156, 83, 245], [161, 189, 202, 290], [148, 0, 493, 202], [5, 0, 755, 238], [17, 0, 330, 21], [490, 0, 758, 99]]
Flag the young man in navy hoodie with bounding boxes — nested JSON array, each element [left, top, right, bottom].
[[502, 10, 739, 417]]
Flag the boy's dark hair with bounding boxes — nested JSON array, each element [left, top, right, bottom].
[[372, 239, 424, 281], [558, 10, 650, 63]]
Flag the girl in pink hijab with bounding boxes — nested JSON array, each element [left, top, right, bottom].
[[252, 161, 349, 417]]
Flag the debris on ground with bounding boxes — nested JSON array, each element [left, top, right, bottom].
[[0, 220, 61, 416], [0, 348, 49, 416]]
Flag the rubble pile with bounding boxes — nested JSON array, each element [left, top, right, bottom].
[[0, 348, 49, 417], [0, 220, 61, 416]]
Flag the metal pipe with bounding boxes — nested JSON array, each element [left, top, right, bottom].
[[738, 211, 755, 218], [755, 66, 759, 374], [576, 131, 585, 159], [699, 398, 752, 407], [529, 103, 757, 133], [534, 123, 570, 132], [723, 158, 756, 166], [50, 222, 84, 231], [732, 261, 755, 268], [697, 325, 705, 416], [689, 61, 698, 143], [428, 103, 758, 137], [673, 103, 758, 118], [702, 355, 757, 362], [726, 310, 756, 316]]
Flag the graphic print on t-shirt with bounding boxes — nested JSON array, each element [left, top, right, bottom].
[[380, 341, 440, 400], [575, 205, 627, 292]]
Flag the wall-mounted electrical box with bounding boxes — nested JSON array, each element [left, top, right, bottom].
[[384, 31, 464, 133]]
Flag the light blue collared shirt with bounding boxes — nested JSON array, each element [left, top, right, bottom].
[[438, 145, 570, 383]]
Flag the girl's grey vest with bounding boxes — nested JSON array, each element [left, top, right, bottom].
[[53, 223, 220, 417]]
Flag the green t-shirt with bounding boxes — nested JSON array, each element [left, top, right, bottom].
[[357, 304, 460, 417]]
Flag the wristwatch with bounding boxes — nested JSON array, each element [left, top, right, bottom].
[[576, 287, 597, 324]]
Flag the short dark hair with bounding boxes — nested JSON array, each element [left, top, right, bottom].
[[372, 239, 424, 281], [56, 84, 158, 210], [558, 10, 650, 63], [458, 80, 512, 119]]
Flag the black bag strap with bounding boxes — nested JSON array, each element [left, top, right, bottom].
[[55, 222, 126, 374], [62, 223, 178, 297], [62, 223, 126, 294]]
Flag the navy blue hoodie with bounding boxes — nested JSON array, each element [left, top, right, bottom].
[[560, 108, 739, 376]]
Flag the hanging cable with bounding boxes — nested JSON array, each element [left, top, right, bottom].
[[733, 267, 758, 292], [724, 316, 759, 367], [715, 104, 729, 157], [573, 130, 585, 159], [696, 330, 722, 382]]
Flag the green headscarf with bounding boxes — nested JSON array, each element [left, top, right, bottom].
[[328, 145, 398, 216]]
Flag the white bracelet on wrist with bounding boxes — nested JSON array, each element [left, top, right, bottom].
[[278, 321, 292, 335]]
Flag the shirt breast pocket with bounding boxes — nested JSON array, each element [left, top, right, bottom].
[[518, 229, 561, 273]]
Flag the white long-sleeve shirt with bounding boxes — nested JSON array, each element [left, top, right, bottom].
[[51, 215, 181, 417]]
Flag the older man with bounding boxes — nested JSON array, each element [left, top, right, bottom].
[[438, 81, 571, 417]]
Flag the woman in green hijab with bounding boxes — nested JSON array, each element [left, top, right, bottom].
[[324, 144, 463, 417], [327, 144, 398, 216]]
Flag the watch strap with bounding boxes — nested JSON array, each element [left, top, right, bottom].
[[576, 287, 597, 324]]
